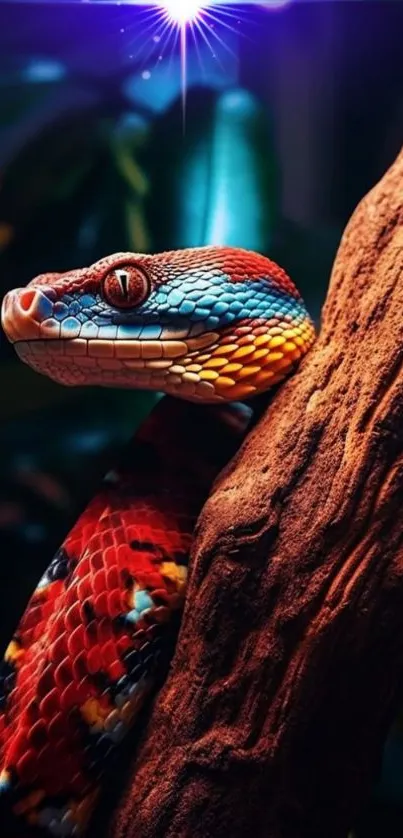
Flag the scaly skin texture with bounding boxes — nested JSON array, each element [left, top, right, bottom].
[[0, 247, 315, 836], [0, 399, 249, 837], [1, 247, 315, 402]]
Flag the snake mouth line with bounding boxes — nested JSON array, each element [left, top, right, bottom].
[[13, 332, 220, 366]]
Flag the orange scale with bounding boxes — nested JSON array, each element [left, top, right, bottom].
[[216, 376, 236, 388], [265, 351, 284, 363], [272, 357, 293, 371], [204, 357, 228, 369], [232, 344, 255, 360], [235, 365, 261, 380], [214, 343, 238, 356], [255, 368, 275, 385], [251, 349, 270, 362], [267, 373, 286, 388], [237, 334, 255, 346], [226, 383, 257, 400]]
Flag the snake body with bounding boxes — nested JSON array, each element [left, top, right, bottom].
[[0, 246, 315, 835]]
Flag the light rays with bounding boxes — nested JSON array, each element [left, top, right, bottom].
[[152, 1, 244, 125], [125, 2, 246, 124], [122, 2, 292, 125], [160, 0, 206, 24]]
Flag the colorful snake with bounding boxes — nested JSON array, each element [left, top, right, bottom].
[[0, 246, 315, 836]]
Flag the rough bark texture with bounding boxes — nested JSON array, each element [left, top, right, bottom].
[[112, 150, 403, 838]]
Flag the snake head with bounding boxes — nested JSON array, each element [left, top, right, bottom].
[[1, 246, 315, 402]]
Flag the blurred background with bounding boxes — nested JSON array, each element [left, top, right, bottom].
[[0, 2, 402, 833]]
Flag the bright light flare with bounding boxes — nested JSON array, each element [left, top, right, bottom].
[[161, 0, 206, 25], [132, 1, 245, 126]]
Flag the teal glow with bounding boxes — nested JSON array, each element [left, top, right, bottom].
[[177, 90, 278, 250]]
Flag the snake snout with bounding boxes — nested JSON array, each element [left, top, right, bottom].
[[2, 286, 55, 343]]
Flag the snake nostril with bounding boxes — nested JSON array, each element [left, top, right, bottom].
[[19, 289, 37, 312]]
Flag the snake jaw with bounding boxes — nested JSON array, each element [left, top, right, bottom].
[[11, 331, 228, 401]]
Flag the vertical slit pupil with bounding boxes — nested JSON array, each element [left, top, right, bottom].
[[116, 270, 129, 297]]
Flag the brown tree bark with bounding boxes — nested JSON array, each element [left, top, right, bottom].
[[112, 149, 403, 838]]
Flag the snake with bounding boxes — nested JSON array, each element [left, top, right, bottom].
[[0, 246, 315, 836]]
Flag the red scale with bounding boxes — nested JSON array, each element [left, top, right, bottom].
[[0, 395, 248, 834]]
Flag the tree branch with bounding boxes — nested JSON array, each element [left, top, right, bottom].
[[112, 149, 403, 838]]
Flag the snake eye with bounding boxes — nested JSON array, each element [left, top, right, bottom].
[[102, 265, 150, 309]]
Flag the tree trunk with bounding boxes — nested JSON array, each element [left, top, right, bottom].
[[112, 149, 403, 838]]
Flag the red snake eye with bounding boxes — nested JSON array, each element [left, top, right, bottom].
[[102, 265, 150, 309]]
